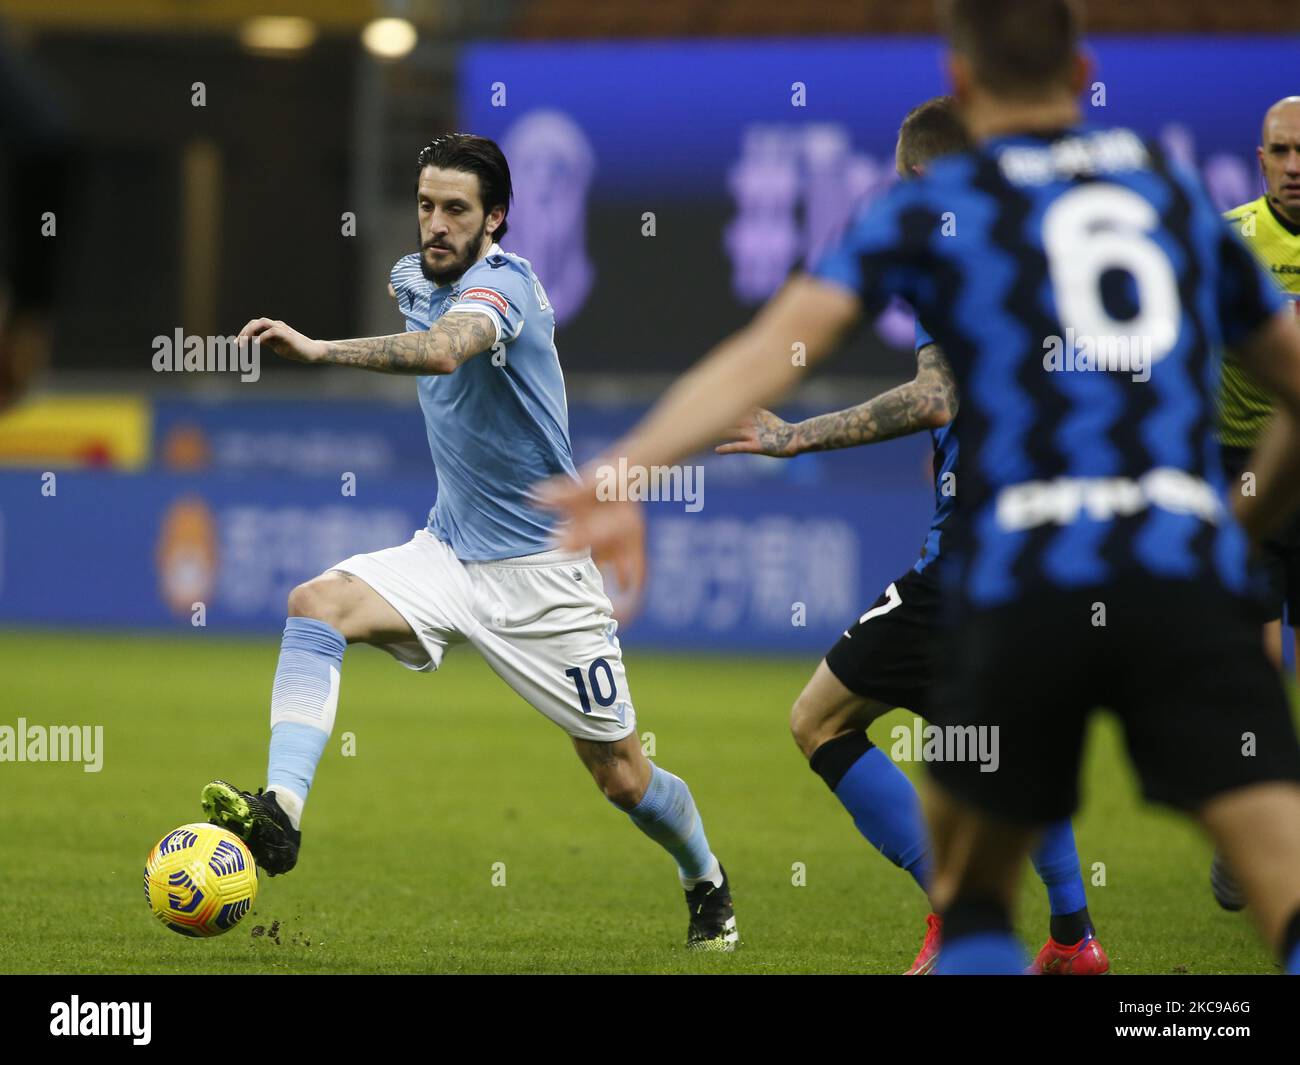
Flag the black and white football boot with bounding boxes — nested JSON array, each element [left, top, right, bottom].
[[685, 864, 739, 952], [201, 780, 301, 876]]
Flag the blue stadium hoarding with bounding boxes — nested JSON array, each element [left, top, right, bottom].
[[0, 462, 933, 653], [460, 36, 1298, 373], [0, 392, 935, 651]]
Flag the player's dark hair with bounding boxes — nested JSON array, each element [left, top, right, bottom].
[[415, 132, 513, 241], [940, 0, 1082, 100], [898, 96, 971, 173]]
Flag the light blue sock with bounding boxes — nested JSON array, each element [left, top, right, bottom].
[[935, 932, 1027, 975], [265, 617, 346, 828], [626, 764, 717, 884], [1031, 819, 1088, 916]]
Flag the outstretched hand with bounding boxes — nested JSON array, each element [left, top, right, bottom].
[[714, 408, 800, 457], [238, 318, 329, 365]]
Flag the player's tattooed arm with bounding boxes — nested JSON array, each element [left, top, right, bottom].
[[715, 343, 959, 457], [237, 311, 498, 375], [322, 312, 498, 375]]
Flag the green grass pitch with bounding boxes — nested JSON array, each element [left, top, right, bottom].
[[0, 629, 1286, 974]]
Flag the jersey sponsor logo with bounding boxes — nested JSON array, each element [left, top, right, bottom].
[[995, 468, 1223, 532], [460, 287, 509, 315]]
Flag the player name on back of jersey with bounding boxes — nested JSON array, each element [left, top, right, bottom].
[[998, 128, 1149, 186]]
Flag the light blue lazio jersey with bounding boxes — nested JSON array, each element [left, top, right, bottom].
[[389, 243, 578, 561]]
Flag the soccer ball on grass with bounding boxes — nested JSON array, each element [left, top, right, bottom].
[[144, 823, 258, 937]]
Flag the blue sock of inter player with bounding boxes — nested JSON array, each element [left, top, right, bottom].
[[265, 616, 346, 830], [625, 764, 719, 887], [935, 893, 1027, 975], [1031, 819, 1094, 944], [1284, 909, 1300, 975], [809, 731, 930, 894]]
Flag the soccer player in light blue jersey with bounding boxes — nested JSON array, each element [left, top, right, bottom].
[[200, 134, 737, 951]]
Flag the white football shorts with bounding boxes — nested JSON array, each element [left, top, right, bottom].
[[332, 529, 636, 742]]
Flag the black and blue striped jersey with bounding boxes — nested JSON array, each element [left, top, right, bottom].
[[813, 126, 1285, 610]]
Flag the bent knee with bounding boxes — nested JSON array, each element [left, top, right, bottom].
[[286, 576, 348, 628], [593, 765, 648, 811], [790, 693, 829, 759], [791, 682, 876, 760]]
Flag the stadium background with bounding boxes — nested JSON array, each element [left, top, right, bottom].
[[1, 0, 1298, 975]]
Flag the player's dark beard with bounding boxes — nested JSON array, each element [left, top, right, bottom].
[[419, 218, 488, 286]]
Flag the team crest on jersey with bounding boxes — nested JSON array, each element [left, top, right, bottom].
[[460, 287, 509, 315]]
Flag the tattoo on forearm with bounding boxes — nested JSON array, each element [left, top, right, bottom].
[[791, 343, 959, 452], [917, 343, 960, 419], [323, 312, 497, 374], [754, 417, 800, 455]]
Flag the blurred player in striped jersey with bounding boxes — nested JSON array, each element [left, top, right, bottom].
[[718, 96, 1107, 975], [547, 0, 1300, 974], [200, 134, 738, 952], [1210, 96, 1300, 913]]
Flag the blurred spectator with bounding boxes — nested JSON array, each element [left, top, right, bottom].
[[0, 28, 70, 410]]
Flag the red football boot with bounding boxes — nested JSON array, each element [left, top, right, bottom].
[[1030, 934, 1110, 975], [904, 912, 943, 975]]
